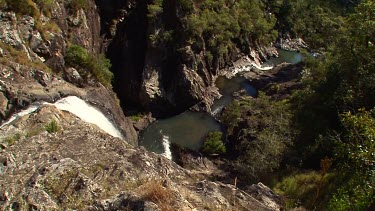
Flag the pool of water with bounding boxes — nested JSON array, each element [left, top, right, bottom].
[[211, 76, 256, 115], [139, 75, 257, 158], [139, 111, 222, 154], [262, 49, 303, 67]]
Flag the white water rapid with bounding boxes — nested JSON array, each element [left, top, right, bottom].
[[0, 96, 124, 139], [160, 130, 172, 160], [0, 104, 40, 129], [50, 96, 124, 139]]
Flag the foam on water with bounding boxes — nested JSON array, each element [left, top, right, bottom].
[[160, 131, 172, 160], [1, 96, 124, 139], [51, 96, 124, 139], [0, 104, 40, 128]]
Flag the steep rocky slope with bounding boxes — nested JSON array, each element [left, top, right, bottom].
[[0, 105, 283, 210], [0, 1, 285, 210]]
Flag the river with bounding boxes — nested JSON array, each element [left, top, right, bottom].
[[140, 49, 303, 159]]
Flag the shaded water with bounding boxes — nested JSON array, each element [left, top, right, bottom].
[[140, 76, 256, 158], [262, 49, 303, 67], [211, 76, 256, 115], [139, 112, 222, 156]]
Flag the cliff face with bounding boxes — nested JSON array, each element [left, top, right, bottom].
[[0, 0, 137, 144], [97, 0, 276, 117]]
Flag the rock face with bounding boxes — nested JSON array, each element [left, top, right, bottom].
[[96, 0, 277, 117], [0, 1, 137, 144], [0, 105, 284, 210]]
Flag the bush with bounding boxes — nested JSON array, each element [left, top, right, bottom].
[[147, 0, 163, 19], [65, 44, 113, 87], [221, 94, 294, 180], [201, 131, 226, 155]]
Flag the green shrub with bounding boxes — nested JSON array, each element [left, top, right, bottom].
[[147, 0, 163, 19], [201, 131, 226, 155], [274, 170, 337, 210], [65, 44, 113, 87], [45, 119, 60, 133], [221, 94, 294, 180]]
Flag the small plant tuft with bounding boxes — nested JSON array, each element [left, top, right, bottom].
[[2, 133, 21, 146], [45, 119, 60, 133], [141, 180, 176, 211]]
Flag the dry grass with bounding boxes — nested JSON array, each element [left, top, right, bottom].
[[0, 42, 51, 72], [140, 180, 176, 211], [35, 21, 61, 41]]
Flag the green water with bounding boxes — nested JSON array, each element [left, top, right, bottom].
[[139, 111, 222, 153], [262, 49, 303, 67]]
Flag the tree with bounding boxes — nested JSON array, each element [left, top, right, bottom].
[[329, 109, 375, 210], [222, 94, 294, 181]]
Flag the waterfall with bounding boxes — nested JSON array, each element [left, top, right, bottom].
[[51, 96, 124, 139], [0, 96, 124, 139], [160, 130, 172, 160], [0, 104, 40, 129]]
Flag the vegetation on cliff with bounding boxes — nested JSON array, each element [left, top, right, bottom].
[[65, 45, 113, 87]]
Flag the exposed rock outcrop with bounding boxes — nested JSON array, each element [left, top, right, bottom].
[[0, 1, 137, 144]]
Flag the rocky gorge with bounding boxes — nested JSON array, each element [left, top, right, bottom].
[[0, 0, 300, 210]]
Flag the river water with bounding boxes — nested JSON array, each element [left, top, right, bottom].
[[139, 49, 302, 159]]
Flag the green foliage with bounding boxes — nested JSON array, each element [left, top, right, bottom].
[[290, 0, 375, 168], [328, 109, 375, 210], [201, 131, 226, 155], [148, 0, 163, 19], [285, 1, 375, 209], [179, 0, 278, 63], [129, 113, 144, 122], [273, 0, 345, 49], [65, 44, 113, 87], [221, 93, 294, 180], [274, 171, 336, 209], [45, 119, 60, 133]]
